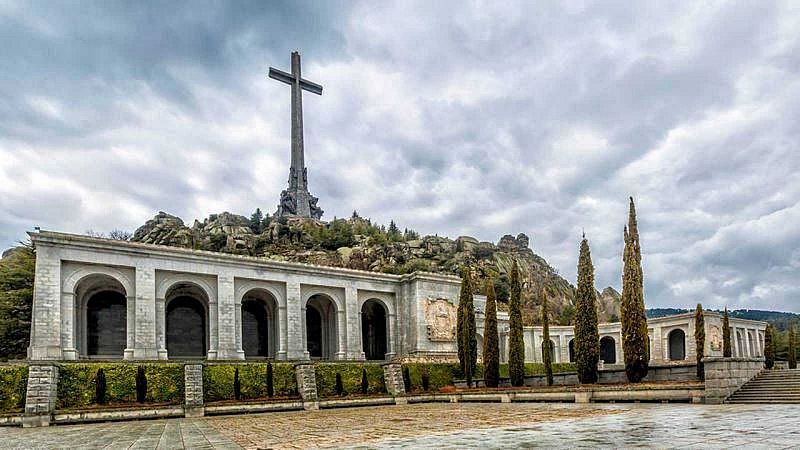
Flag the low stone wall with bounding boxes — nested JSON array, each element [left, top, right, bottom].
[[703, 357, 764, 404], [22, 364, 58, 428]]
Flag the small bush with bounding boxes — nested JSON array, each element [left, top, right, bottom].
[[95, 369, 107, 405], [266, 362, 274, 397], [335, 373, 344, 396], [421, 371, 430, 391], [361, 368, 368, 395], [233, 368, 241, 401], [135, 366, 147, 404], [402, 367, 411, 392], [204, 363, 298, 402], [0, 365, 28, 413]]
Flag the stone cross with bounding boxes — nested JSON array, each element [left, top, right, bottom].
[[269, 51, 323, 192]]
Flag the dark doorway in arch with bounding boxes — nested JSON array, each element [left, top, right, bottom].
[[361, 300, 387, 360], [668, 329, 686, 361], [86, 291, 127, 357], [542, 339, 556, 362], [568, 339, 575, 363], [242, 300, 269, 358], [166, 296, 206, 358], [600, 336, 616, 364], [306, 295, 337, 359]]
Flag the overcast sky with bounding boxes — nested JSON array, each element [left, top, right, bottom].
[[1, 1, 799, 312]]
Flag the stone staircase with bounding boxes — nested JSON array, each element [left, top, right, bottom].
[[727, 369, 800, 403]]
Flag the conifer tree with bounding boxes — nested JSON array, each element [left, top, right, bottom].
[[789, 326, 797, 370], [508, 261, 525, 387], [249, 208, 264, 234], [541, 289, 554, 386], [722, 307, 732, 357], [457, 266, 476, 386], [574, 235, 599, 384], [620, 197, 649, 382], [482, 278, 500, 388], [764, 325, 775, 370], [695, 303, 705, 380]]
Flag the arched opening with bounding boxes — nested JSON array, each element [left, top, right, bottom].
[[600, 336, 616, 364], [166, 283, 208, 358], [568, 339, 575, 363], [361, 299, 387, 360], [306, 294, 338, 360], [75, 274, 128, 359], [736, 330, 744, 357], [668, 329, 686, 361], [241, 289, 278, 359]]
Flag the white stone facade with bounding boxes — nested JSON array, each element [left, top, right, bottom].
[[28, 231, 766, 364]]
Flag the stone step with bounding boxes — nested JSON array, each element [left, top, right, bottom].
[[730, 393, 800, 398], [727, 400, 800, 404]]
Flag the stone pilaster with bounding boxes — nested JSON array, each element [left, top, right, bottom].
[[215, 274, 244, 360], [294, 363, 319, 410], [23, 364, 59, 427], [382, 363, 406, 397], [28, 246, 62, 360], [184, 364, 205, 417], [286, 280, 306, 360], [133, 266, 158, 359]]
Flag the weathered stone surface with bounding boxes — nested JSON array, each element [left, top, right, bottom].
[[294, 363, 319, 410], [184, 364, 205, 417], [23, 364, 59, 427]]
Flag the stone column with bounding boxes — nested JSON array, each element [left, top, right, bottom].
[[277, 302, 288, 360], [123, 294, 135, 360], [386, 313, 397, 360], [336, 309, 347, 360], [286, 280, 306, 360], [207, 296, 219, 360], [156, 297, 167, 359], [234, 296, 244, 356], [214, 274, 243, 360], [184, 364, 205, 417], [745, 329, 752, 357], [733, 327, 740, 357], [60, 292, 78, 360], [133, 266, 158, 359], [23, 364, 59, 427], [28, 246, 63, 360], [294, 363, 319, 410]]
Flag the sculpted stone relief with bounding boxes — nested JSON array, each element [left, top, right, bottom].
[[709, 325, 722, 352], [425, 297, 457, 342]]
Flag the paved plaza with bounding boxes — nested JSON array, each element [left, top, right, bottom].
[[1, 403, 799, 449]]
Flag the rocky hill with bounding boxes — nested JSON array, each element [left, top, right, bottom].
[[131, 211, 622, 325]]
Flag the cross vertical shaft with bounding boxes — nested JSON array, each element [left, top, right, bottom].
[[290, 52, 304, 189]]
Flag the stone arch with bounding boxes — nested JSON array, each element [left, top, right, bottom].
[[361, 299, 388, 360], [568, 339, 575, 363], [600, 336, 616, 364], [305, 293, 339, 360], [668, 328, 686, 361], [165, 281, 210, 358], [73, 273, 128, 358], [240, 288, 278, 358], [63, 265, 134, 300]]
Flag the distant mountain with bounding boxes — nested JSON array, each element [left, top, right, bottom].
[[648, 308, 800, 331]]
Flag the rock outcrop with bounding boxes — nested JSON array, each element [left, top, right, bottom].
[[131, 212, 621, 324]]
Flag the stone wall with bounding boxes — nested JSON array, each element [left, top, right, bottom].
[[294, 363, 319, 410], [598, 363, 699, 384], [703, 357, 764, 404]]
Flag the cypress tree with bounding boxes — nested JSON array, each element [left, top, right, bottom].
[[267, 362, 274, 397], [722, 307, 732, 357], [361, 368, 369, 394], [234, 368, 241, 400], [508, 261, 525, 387], [541, 289, 554, 386], [136, 366, 147, 403], [620, 197, 649, 383], [95, 368, 107, 405], [789, 327, 797, 370], [694, 304, 705, 381], [335, 373, 344, 396], [764, 325, 775, 370], [457, 266, 477, 387], [482, 278, 500, 388], [574, 235, 600, 384]]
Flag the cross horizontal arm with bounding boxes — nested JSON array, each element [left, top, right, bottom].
[[268, 67, 323, 95]]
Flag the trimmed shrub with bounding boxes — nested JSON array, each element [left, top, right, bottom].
[[335, 373, 344, 396], [722, 307, 732, 357], [621, 197, 649, 383], [57, 363, 184, 410], [314, 363, 386, 398], [94, 369, 107, 405], [0, 365, 27, 413], [135, 366, 147, 404], [361, 368, 368, 394], [765, 325, 775, 370], [499, 362, 575, 378], [421, 370, 430, 391], [402, 367, 411, 392], [203, 363, 298, 402], [233, 368, 241, 400], [695, 304, 705, 380]]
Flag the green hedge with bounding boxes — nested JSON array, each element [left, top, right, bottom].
[[203, 363, 297, 402], [314, 363, 386, 398], [56, 363, 184, 410], [499, 362, 575, 378], [0, 365, 28, 413]]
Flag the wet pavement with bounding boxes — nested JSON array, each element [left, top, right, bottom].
[[1, 403, 798, 449]]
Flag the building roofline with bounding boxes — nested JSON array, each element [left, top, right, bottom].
[[29, 230, 462, 285]]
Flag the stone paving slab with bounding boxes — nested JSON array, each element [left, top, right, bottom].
[[2, 403, 799, 449]]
